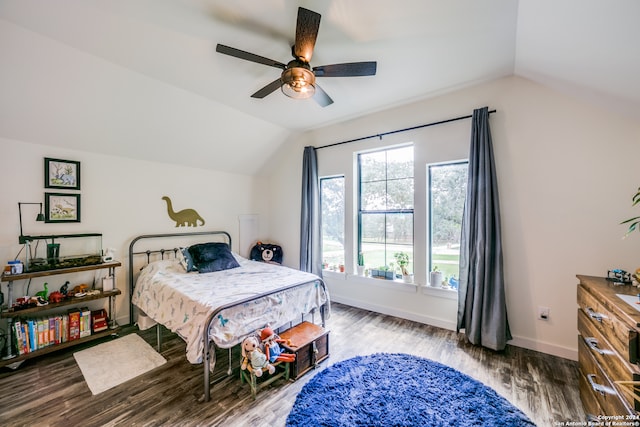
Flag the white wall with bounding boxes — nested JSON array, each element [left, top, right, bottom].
[[267, 76, 640, 360], [0, 138, 272, 326]]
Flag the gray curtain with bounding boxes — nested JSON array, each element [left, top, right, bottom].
[[300, 146, 322, 276], [456, 107, 511, 351]]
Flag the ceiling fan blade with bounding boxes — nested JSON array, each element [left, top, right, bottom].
[[216, 44, 286, 69], [313, 84, 334, 107], [313, 62, 377, 77], [251, 78, 283, 99], [293, 7, 321, 63]]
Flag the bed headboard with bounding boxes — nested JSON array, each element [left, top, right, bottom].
[[128, 230, 232, 324]]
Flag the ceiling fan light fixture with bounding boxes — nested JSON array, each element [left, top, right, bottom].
[[281, 67, 316, 99]]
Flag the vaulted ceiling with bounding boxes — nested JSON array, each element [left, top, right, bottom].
[[0, 0, 638, 175]]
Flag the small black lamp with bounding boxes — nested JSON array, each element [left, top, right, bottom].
[[18, 202, 45, 244]]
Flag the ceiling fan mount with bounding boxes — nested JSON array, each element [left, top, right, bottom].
[[216, 7, 377, 107]]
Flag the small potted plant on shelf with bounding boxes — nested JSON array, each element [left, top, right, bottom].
[[357, 252, 365, 276], [394, 252, 412, 283], [371, 265, 393, 280], [430, 265, 443, 287]]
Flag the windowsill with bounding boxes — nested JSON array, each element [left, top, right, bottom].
[[322, 270, 459, 300], [323, 270, 417, 293], [421, 285, 458, 300]]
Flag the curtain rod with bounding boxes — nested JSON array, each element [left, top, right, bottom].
[[315, 109, 496, 150]]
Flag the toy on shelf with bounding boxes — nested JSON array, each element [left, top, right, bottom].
[[34, 283, 49, 300]]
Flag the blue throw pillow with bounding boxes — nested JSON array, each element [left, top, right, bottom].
[[188, 242, 240, 273]]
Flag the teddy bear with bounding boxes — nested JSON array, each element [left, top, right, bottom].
[[241, 335, 275, 377], [260, 326, 296, 363], [250, 242, 283, 264]]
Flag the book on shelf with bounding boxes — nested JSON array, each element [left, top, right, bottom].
[[13, 320, 24, 355], [79, 307, 91, 338], [68, 309, 81, 341], [27, 319, 37, 352], [10, 307, 113, 354]]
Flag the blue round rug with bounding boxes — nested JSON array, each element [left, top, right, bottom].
[[286, 353, 536, 427]]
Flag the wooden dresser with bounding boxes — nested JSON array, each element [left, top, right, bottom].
[[577, 275, 640, 417]]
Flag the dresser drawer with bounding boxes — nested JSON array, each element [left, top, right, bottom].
[[579, 309, 640, 411], [579, 337, 634, 416], [578, 368, 605, 418], [578, 284, 639, 363]]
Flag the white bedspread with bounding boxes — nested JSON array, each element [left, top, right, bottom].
[[131, 256, 329, 363]]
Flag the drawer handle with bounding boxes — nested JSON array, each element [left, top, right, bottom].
[[585, 337, 612, 355], [585, 307, 607, 322], [587, 374, 616, 396]]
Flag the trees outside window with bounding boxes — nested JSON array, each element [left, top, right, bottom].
[[321, 176, 345, 270], [428, 161, 468, 288]]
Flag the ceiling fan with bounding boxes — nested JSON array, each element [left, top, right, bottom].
[[216, 7, 377, 107]]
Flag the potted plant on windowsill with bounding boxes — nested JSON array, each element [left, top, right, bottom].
[[357, 252, 365, 276], [430, 265, 443, 287], [371, 266, 394, 280], [394, 252, 412, 283]]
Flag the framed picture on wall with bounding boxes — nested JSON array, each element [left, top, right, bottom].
[[44, 157, 81, 190], [45, 193, 81, 223]]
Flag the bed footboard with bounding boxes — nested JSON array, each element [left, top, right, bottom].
[[202, 278, 329, 402]]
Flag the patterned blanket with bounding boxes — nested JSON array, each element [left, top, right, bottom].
[[132, 256, 329, 363]]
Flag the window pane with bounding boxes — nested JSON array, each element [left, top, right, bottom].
[[386, 146, 414, 180], [429, 162, 468, 288], [360, 151, 386, 182], [321, 177, 344, 270], [386, 178, 414, 209], [386, 213, 413, 246], [361, 181, 387, 211], [358, 145, 414, 279]]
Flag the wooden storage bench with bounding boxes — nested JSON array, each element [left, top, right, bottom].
[[279, 321, 329, 380]]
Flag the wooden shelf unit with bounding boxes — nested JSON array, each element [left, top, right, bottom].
[[0, 261, 121, 368], [0, 289, 121, 319]]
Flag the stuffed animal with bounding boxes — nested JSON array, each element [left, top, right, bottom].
[[250, 242, 283, 264], [241, 335, 275, 377], [260, 326, 296, 363]]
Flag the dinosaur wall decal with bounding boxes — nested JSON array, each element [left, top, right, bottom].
[[162, 196, 206, 227]]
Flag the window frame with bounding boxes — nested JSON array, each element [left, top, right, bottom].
[[427, 159, 469, 285], [320, 175, 346, 270], [357, 145, 415, 272]]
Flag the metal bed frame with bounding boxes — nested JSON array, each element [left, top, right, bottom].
[[128, 231, 328, 402]]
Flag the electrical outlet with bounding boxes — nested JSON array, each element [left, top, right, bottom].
[[538, 306, 550, 321]]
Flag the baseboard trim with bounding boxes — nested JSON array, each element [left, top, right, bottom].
[[332, 295, 457, 332], [331, 295, 578, 361], [507, 335, 577, 361]]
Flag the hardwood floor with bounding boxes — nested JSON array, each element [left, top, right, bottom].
[[0, 302, 584, 426]]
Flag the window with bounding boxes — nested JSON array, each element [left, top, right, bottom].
[[320, 176, 345, 270], [428, 161, 468, 289], [358, 146, 414, 276]]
